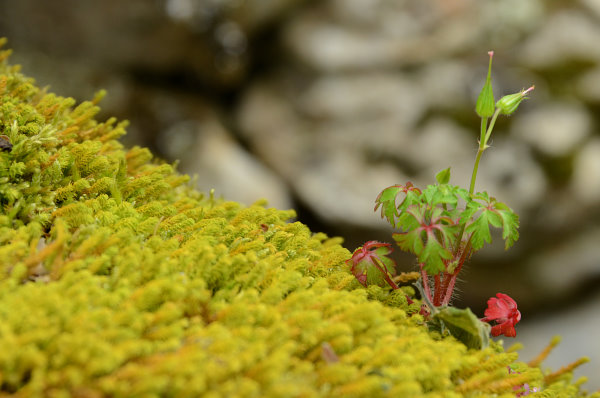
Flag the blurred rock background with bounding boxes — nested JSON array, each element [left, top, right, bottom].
[[1, 0, 599, 389]]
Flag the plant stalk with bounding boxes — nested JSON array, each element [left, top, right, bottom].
[[419, 263, 433, 303], [469, 109, 501, 195], [441, 238, 472, 306], [433, 274, 442, 306]]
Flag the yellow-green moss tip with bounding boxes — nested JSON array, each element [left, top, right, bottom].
[[0, 40, 596, 397]]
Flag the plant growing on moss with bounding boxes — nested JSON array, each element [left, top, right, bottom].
[[2, 39, 596, 396], [348, 51, 534, 348]]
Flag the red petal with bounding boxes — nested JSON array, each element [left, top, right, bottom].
[[482, 294, 520, 337], [484, 293, 519, 320], [484, 298, 510, 320], [512, 310, 522, 324], [495, 293, 518, 310], [489, 320, 517, 337], [498, 321, 517, 337], [490, 324, 503, 337]]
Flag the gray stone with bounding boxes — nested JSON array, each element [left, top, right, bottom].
[[236, 78, 417, 226], [236, 82, 307, 178], [283, 16, 409, 72], [297, 73, 425, 127], [580, 0, 600, 20], [511, 102, 591, 157], [163, 119, 293, 209], [294, 153, 407, 227], [282, 0, 459, 72], [416, 61, 471, 110], [477, 138, 548, 212], [518, 10, 600, 67], [0, 0, 310, 93], [409, 117, 475, 185], [571, 138, 600, 206], [283, 0, 543, 72], [528, 227, 600, 296], [576, 66, 600, 102], [165, 0, 309, 33]]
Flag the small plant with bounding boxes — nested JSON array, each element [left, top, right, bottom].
[[347, 51, 534, 349]]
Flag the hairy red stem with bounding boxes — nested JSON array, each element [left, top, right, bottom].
[[374, 258, 414, 304], [441, 275, 458, 307], [433, 274, 442, 306], [372, 258, 399, 289], [420, 263, 433, 303], [441, 238, 473, 306]]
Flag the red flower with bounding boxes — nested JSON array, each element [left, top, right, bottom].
[[481, 293, 521, 337]]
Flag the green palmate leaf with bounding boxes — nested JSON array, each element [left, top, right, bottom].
[[419, 236, 452, 274], [393, 228, 424, 256], [374, 182, 421, 226], [434, 307, 491, 350], [422, 183, 469, 211], [462, 192, 519, 251], [465, 207, 501, 250], [495, 202, 520, 249], [393, 205, 456, 275]]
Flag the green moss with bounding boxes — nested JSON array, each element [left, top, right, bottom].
[[0, 38, 596, 397]]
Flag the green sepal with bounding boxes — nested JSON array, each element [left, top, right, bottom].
[[475, 51, 495, 118], [496, 86, 534, 116], [435, 167, 451, 185]]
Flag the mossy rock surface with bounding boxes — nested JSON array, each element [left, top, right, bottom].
[[0, 39, 595, 397]]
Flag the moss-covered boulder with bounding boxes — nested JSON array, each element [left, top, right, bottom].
[[0, 39, 595, 397]]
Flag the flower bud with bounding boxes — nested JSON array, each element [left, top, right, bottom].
[[496, 86, 535, 115], [475, 51, 495, 118]]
